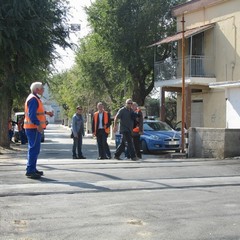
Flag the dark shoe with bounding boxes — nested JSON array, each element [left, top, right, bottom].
[[25, 172, 41, 179], [131, 157, 139, 161], [73, 156, 78, 159], [114, 155, 122, 160], [78, 156, 86, 159], [36, 170, 44, 176], [97, 157, 105, 160]]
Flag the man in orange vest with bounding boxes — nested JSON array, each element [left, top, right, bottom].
[[132, 102, 143, 159], [24, 82, 53, 179], [92, 102, 112, 159]]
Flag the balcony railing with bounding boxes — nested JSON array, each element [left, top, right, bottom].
[[154, 55, 215, 82]]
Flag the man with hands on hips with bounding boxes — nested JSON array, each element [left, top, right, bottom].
[[24, 82, 53, 179]]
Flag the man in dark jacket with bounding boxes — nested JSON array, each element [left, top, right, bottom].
[[72, 106, 86, 159], [113, 99, 138, 161]]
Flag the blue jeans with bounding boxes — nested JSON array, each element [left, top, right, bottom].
[[72, 133, 83, 157], [25, 129, 42, 174]]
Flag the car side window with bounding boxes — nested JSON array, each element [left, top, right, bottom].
[[143, 123, 154, 131]]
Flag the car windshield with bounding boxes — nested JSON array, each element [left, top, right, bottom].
[[143, 122, 173, 131]]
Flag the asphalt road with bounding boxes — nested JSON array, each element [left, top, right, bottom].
[[1, 124, 240, 240]]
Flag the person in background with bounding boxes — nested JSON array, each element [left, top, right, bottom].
[[71, 106, 86, 159], [24, 82, 54, 179], [92, 102, 112, 159], [113, 99, 138, 161], [8, 118, 14, 141], [132, 102, 143, 159], [18, 116, 27, 144]]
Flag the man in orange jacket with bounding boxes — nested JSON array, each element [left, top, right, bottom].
[[92, 102, 112, 159], [24, 82, 53, 179]]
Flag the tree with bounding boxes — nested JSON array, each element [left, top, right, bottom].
[[49, 32, 133, 119], [0, 0, 70, 148], [75, 34, 131, 110], [86, 0, 186, 106], [165, 93, 177, 128]]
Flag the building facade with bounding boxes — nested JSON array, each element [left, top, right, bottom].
[[153, 0, 240, 129]]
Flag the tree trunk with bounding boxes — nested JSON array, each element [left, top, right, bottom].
[[0, 87, 12, 148], [131, 75, 149, 106]]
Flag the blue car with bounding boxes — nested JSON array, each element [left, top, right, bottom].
[[140, 120, 181, 153]]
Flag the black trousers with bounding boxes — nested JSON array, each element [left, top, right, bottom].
[[115, 131, 136, 159], [96, 129, 111, 158], [132, 134, 142, 158]]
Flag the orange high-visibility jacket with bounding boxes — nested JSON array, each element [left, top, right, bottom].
[[93, 111, 110, 135], [24, 94, 46, 129]]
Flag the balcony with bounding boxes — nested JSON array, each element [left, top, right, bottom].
[[154, 55, 215, 83]]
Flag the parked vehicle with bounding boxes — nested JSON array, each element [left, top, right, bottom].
[[140, 120, 181, 153], [13, 112, 45, 143]]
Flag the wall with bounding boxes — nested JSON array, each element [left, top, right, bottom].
[[177, 89, 226, 128], [188, 127, 240, 158], [226, 87, 240, 128], [203, 89, 226, 127]]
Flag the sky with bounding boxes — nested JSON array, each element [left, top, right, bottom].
[[54, 0, 93, 72]]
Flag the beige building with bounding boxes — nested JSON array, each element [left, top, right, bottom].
[[153, 0, 240, 129]]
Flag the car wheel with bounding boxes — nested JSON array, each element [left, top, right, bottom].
[[141, 140, 149, 154]]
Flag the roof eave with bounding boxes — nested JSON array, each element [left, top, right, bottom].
[[172, 0, 229, 17]]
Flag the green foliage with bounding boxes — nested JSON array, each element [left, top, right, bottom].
[[75, 34, 132, 110], [49, 0, 187, 118], [165, 93, 177, 127], [0, 0, 70, 94], [145, 98, 160, 117], [0, 0, 71, 147], [86, 0, 186, 105]]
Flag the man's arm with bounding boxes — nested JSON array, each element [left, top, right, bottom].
[[28, 98, 40, 126], [92, 114, 95, 135], [72, 116, 78, 137], [107, 112, 112, 127], [113, 115, 119, 133], [138, 111, 144, 134], [45, 111, 54, 117]]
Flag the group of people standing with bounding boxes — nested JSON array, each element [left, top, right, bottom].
[[23, 81, 143, 179], [72, 98, 143, 161], [113, 99, 143, 161]]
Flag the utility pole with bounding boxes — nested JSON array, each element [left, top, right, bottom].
[[181, 14, 185, 153]]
